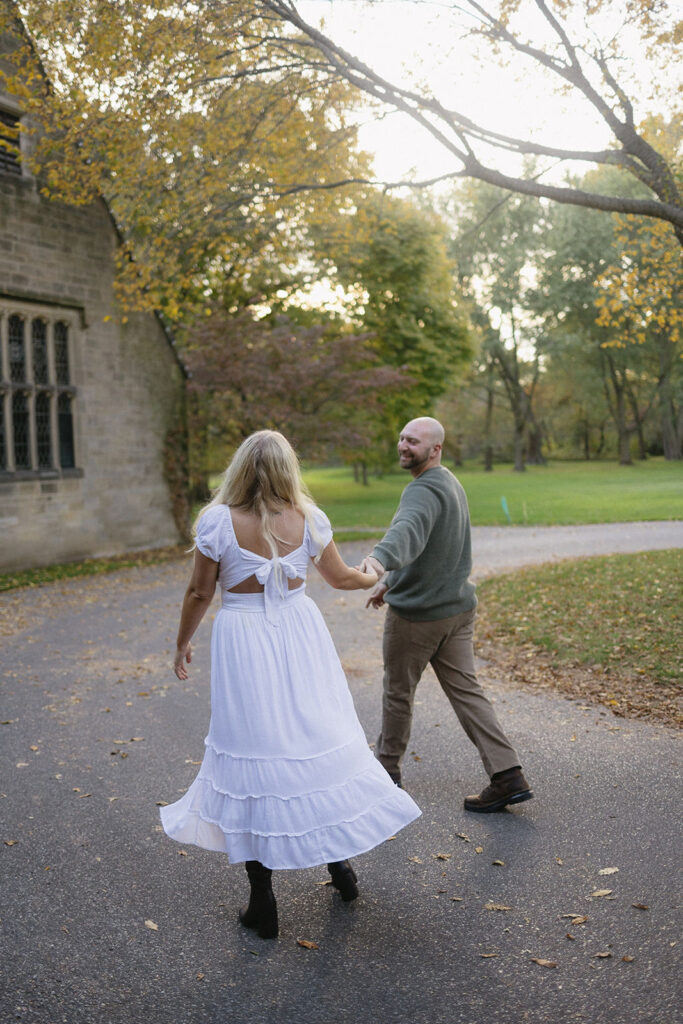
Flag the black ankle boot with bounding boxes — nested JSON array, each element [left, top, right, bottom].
[[327, 860, 359, 902], [239, 860, 278, 939]]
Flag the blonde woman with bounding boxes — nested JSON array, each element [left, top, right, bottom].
[[161, 431, 420, 939]]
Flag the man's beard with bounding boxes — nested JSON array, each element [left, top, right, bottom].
[[400, 451, 429, 470]]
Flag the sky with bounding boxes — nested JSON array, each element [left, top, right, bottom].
[[296, 0, 677, 187]]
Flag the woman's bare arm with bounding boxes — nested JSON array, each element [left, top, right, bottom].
[[314, 541, 378, 591], [174, 551, 219, 679]]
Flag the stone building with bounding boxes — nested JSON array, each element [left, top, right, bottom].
[[0, 49, 187, 570]]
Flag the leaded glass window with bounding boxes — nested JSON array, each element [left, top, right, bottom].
[[0, 396, 6, 470], [35, 392, 52, 468], [58, 393, 75, 469], [0, 110, 21, 177], [55, 322, 70, 385], [1, 306, 79, 475], [9, 315, 25, 382], [12, 391, 30, 468], [32, 319, 49, 385]]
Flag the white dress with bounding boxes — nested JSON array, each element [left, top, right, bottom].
[[160, 503, 420, 869]]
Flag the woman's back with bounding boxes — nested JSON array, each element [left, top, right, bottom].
[[229, 505, 305, 559]]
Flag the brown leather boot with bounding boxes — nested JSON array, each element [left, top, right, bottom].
[[464, 767, 533, 813]]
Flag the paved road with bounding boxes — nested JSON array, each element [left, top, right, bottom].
[[1, 523, 681, 1024]]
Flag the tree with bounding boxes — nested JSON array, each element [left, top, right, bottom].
[[315, 192, 474, 455], [0, 0, 371, 318], [594, 216, 683, 459], [446, 176, 550, 470], [184, 309, 411, 491], [531, 168, 671, 464], [254, 0, 683, 242]]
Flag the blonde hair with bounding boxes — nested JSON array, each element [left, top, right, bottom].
[[194, 430, 324, 562]]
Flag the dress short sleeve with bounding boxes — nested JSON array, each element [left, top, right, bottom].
[[306, 506, 333, 557], [195, 505, 230, 562]]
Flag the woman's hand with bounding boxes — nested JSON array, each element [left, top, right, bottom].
[[356, 567, 379, 590], [174, 642, 192, 680]]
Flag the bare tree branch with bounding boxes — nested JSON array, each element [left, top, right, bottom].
[[255, 0, 683, 243]]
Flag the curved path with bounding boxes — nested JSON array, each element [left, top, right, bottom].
[[0, 522, 680, 1024]]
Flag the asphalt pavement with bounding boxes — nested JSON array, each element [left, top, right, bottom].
[[1, 522, 681, 1024]]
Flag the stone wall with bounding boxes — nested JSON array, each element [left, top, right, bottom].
[[0, 170, 187, 570]]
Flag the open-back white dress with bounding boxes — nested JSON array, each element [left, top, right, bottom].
[[160, 503, 420, 869]]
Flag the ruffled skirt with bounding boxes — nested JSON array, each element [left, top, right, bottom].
[[160, 588, 420, 869]]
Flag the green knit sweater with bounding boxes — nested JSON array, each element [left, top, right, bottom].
[[370, 466, 477, 622]]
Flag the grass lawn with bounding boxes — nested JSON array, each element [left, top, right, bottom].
[[302, 458, 683, 533], [476, 548, 682, 725]]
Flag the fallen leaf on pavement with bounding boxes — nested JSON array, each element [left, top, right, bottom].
[[297, 939, 318, 949], [480, 953, 498, 958], [570, 916, 588, 925], [4, 840, 18, 846], [599, 867, 619, 875], [530, 958, 557, 968], [591, 890, 612, 898], [408, 857, 423, 864], [144, 920, 159, 931], [485, 903, 512, 912], [451, 897, 464, 902], [434, 853, 451, 860], [622, 955, 635, 962], [594, 952, 612, 958], [566, 933, 575, 940], [456, 833, 471, 843], [475, 847, 483, 854], [632, 903, 649, 910], [156, 801, 169, 806], [492, 859, 505, 866]]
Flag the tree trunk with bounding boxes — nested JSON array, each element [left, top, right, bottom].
[[602, 350, 633, 465], [582, 417, 590, 460], [625, 380, 648, 459], [361, 460, 368, 486], [525, 419, 546, 464], [513, 417, 526, 472], [483, 362, 495, 472], [657, 344, 682, 460]]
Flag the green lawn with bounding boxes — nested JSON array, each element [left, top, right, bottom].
[[303, 459, 683, 532], [477, 548, 682, 687]]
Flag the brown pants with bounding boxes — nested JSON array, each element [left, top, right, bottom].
[[376, 605, 520, 779]]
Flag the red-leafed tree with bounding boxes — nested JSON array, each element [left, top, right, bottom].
[[185, 310, 412, 492]]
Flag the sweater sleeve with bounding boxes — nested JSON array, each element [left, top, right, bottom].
[[370, 481, 440, 571]]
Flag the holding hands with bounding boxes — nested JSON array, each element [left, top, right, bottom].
[[354, 555, 388, 607]]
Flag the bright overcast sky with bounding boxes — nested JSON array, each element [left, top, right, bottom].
[[297, 0, 676, 186]]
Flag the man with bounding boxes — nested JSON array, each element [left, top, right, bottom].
[[361, 417, 533, 813]]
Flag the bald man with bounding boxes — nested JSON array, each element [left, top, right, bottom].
[[361, 417, 533, 812]]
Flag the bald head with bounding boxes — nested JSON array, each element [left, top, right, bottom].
[[398, 417, 445, 477], [403, 417, 445, 446]]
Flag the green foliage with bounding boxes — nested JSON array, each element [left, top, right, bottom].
[[1, 0, 371, 319], [317, 193, 474, 441], [302, 459, 683, 528], [478, 549, 682, 686]]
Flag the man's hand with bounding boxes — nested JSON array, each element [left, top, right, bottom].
[[359, 555, 385, 579], [366, 581, 388, 609]]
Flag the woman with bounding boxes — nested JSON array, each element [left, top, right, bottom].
[[161, 431, 420, 939]]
